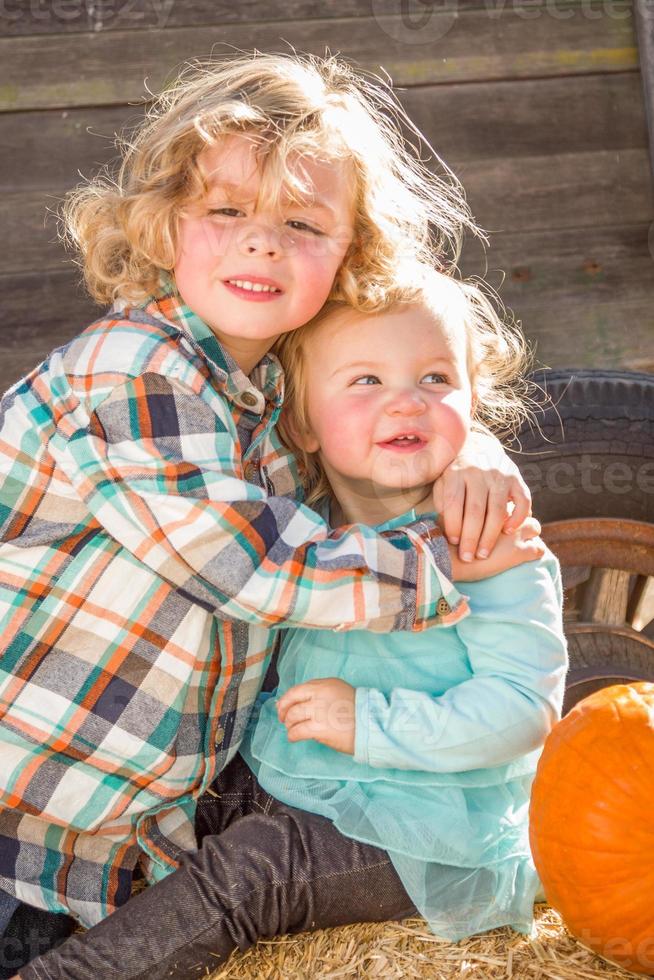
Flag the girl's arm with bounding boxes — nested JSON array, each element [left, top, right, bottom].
[[353, 555, 567, 772], [279, 555, 567, 769], [52, 373, 461, 633]]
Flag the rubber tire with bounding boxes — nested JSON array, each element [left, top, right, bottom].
[[508, 369, 654, 524], [507, 369, 654, 711], [562, 630, 654, 715]]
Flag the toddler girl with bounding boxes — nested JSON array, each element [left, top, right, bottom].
[[246, 269, 568, 940], [15, 269, 563, 979], [1, 52, 537, 977]]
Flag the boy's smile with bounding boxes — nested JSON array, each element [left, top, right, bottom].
[[222, 275, 283, 301], [174, 134, 355, 374]]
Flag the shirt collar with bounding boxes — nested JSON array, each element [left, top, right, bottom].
[[320, 500, 421, 532], [136, 272, 284, 416]]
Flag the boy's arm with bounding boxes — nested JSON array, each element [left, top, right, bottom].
[[449, 517, 543, 581], [353, 556, 568, 772], [51, 373, 462, 633], [435, 430, 532, 561]]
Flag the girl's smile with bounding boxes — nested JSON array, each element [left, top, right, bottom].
[[294, 298, 473, 524], [376, 432, 429, 452]]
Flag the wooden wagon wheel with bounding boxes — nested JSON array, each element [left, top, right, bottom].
[[542, 518, 654, 714], [510, 369, 654, 714]]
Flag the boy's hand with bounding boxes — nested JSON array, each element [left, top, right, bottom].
[[449, 517, 545, 581], [434, 431, 531, 562], [276, 678, 356, 755]]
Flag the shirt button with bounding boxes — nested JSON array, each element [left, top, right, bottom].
[[244, 462, 258, 482], [239, 392, 258, 408], [215, 726, 225, 744], [437, 598, 451, 616]]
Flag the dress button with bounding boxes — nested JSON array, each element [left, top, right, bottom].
[[437, 598, 451, 616], [244, 462, 258, 482], [240, 391, 258, 408], [215, 726, 225, 744]]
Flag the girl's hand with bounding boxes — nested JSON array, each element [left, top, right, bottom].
[[449, 517, 545, 582], [434, 431, 532, 563], [276, 678, 356, 755]]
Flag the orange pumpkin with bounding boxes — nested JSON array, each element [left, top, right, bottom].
[[530, 681, 654, 975]]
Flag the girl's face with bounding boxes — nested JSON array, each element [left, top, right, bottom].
[[298, 301, 473, 504], [174, 134, 355, 373]]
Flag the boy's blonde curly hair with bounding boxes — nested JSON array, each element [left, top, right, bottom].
[[274, 267, 533, 507], [61, 50, 479, 309]]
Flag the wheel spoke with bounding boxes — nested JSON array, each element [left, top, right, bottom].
[[627, 575, 654, 632], [561, 565, 590, 591], [579, 568, 632, 625]]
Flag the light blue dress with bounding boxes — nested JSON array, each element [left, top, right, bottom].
[[241, 511, 568, 941]]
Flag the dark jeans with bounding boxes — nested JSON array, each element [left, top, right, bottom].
[[0, 900, 75, 980], [20, 755, 416, 979]]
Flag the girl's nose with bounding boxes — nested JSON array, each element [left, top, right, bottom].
[[386, 389, 427, 416]]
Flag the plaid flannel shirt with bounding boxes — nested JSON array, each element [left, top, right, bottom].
[[0, 277, 467, 927]]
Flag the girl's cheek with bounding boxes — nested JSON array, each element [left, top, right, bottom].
[[316, 404, 357, 455], [433, 396, 470, 450], [346, 397, 378, 437], [440, 388, 473, 413], [332, 405, 375, 455]]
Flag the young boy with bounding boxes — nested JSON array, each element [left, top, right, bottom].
[[1, 53, 536, 976]]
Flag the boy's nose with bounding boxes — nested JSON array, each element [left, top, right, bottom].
[[386, 389, 427, 416], [239, 222, 282, 259]]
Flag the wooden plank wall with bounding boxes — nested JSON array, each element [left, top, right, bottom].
[[1, 0, 652, 395]]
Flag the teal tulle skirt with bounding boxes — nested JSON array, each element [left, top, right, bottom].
[[242, 694, 543, 941]]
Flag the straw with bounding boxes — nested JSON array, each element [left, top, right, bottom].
[[207, 905, 643, 980]]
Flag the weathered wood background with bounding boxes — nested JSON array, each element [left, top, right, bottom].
[[1, 0, 653, 394]]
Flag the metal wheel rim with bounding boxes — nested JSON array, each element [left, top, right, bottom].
[[542, 518, 654, 710]]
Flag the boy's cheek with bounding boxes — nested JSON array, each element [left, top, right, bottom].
[[195, 220, 235, 258], [177, 217, 233, 262]]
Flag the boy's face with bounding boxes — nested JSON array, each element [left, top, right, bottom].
[[299, 301, 473, 499], [174, 134, 355, 373]]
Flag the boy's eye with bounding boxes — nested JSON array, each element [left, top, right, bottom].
[[351, 375, 380, 386], [286, 219, 324, 236], [422, 372, 449, 384]]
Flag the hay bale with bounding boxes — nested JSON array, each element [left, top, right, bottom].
[[209, 905, 640, 979]]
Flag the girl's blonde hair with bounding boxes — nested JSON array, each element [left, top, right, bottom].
[[61, 51, 479, 308], [275, 267, 533, 507]]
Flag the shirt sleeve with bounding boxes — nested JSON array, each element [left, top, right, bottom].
[[48, 372, 465, 633], [353, 555, 568, 770]]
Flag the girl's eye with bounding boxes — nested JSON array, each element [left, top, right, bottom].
[[207, 207, 243, 218], [352, 375, 380, 386], [422, 372, 449, 384], [286, 220, 324, 236]]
